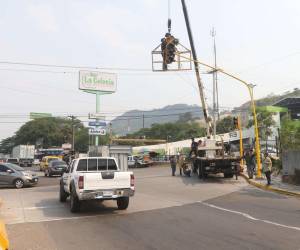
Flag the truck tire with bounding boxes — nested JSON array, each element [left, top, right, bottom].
[[198, 162, 205, 179], [117, 197, 129, 210], [59, 181, 68, 202], [70, 188, 81, 213]]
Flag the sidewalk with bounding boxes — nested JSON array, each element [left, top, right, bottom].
[[241, 170, 300, 197]]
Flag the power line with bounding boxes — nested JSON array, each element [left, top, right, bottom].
[[0, 61, 152, 72]]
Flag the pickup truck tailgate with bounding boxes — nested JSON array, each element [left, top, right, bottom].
[[83, 171, 131, 190]]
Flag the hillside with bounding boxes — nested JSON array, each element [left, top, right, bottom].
[[111, 104, 204, 135], [112, 88, 300, 136], [235, 88, 300, 111]]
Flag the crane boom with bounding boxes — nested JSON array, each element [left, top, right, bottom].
[[181, 0, 212, 136]]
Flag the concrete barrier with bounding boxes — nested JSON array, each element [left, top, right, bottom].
[[0, 220, 9, 250], [241, 173, 300, 197]]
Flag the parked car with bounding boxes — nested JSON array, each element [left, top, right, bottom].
[[40, 156, 60, 171], [33, 159, 40, 166], [128, 155, 149, 168], [45, 160, 68, 177], [0, 163, 38, 188], [6, 158, 19, 165], [60, 157, 135, 213]]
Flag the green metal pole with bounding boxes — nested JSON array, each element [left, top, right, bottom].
[[95, 92, 100, 146]]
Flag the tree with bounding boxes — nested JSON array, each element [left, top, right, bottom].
[[122, 121, 206, 143], [216, 116, 235, 134], [0, 136, 16, 154], [280, 117, 300, 150], [0, 117, 89, 153], [247, 110, 276, 140], [178, 112, 193, 123]]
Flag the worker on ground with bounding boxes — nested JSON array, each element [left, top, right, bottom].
[[263, 152, 272, 185], [189, 138, 198, 158], [198, 139, 206, 157], [178, 154, 185, 176], [170, 155, 177, 176], [244, 149, 256, 179]]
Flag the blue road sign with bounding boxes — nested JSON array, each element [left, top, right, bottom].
[[88, 121, 107, 127]]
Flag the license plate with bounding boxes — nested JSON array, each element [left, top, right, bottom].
[[103, 191, 114, 196], [57, 168, 62, 170]]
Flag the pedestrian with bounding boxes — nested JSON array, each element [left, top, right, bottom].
[[244, 149, 256, 179], [263, 152, 272, 185], [170, 155, 177, 176], [178, 154, 185, 176], [189, 138, 198, 158]]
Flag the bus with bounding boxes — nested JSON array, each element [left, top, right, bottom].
[[35, 148, 64, 161]]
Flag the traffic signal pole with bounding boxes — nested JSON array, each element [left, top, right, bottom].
[[95, 93, 100, 146], [181, 0, 212, 137]]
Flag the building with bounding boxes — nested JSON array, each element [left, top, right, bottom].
[[274, 97, 300, 120]]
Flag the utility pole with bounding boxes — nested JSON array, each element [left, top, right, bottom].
[[68, 115, 76, 150], [181, 0, 212, 136], [142, 114, 145, 129], [211, 27, 219, 138], [212, 28, 220, 121]]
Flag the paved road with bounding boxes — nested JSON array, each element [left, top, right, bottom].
[[2, 166, 300, 250]]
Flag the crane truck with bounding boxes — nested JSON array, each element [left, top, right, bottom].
[[181, 0, 241, 179]]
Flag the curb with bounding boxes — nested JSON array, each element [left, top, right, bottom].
[[0, 220, 9, 250], [241, 173, 300, 197]]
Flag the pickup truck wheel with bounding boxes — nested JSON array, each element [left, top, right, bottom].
[[59, 182, 68, 202], [70, 190, 81, 213], [117, 197, 129, 210]]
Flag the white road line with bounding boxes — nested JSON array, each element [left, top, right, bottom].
[[198, 201, 300, 232], [22, 205, 65, 210]]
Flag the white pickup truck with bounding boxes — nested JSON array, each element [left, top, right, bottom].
[[59, 157, 135, 213]]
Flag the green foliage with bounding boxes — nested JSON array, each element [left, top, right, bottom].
[[247, 110, 275, 140], [0, 117, 90, 153], [280, 117, 300, 150], [178, 112, 194, 123], [0, 136, 16, 154], [123, 121, 206, 142], [216, 116, 235, 134]]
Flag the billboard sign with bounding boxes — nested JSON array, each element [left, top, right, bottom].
[[88, 113, 105, 120], [89, 128, 106, 136], [88, 121, 106, 127], [30, 112, 52, 119], [79, 71, 117, 92]]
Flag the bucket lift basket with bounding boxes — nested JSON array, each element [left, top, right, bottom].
[[151, 42, 192, 72]]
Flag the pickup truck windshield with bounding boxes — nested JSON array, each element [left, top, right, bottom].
[[77, 159, 117, 171]]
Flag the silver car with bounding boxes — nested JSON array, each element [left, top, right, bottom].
[[0, 163, 38, 188]]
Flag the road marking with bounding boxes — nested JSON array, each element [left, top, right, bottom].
[[22, 205, 65, 210], [198, 201, 300, 232]]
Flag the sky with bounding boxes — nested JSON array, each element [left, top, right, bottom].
[[1, 0, 300, 140]]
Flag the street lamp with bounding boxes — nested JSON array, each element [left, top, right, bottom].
[[176, 53, 262, 178]]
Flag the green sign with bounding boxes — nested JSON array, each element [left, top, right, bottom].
[[30, 112, 52, 119], [79, 71, 117, 93], [257, 106, 288, 113]]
